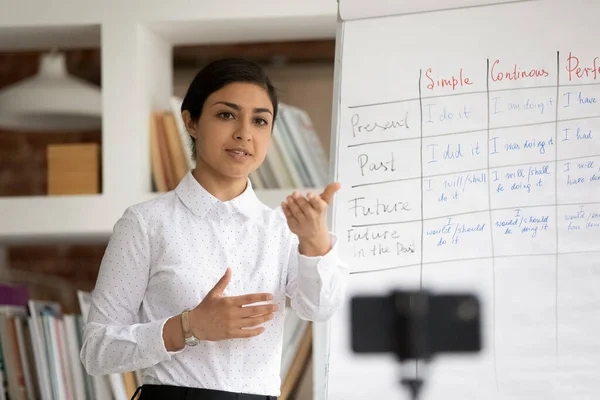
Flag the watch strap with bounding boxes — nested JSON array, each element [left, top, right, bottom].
[[181, 310, 194, 339]]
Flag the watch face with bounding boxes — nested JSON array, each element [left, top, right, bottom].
[[185, 336, 199, 346]]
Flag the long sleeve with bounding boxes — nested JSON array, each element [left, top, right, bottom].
[[285, 232, 350, 321], [80, 206, 176, 376]]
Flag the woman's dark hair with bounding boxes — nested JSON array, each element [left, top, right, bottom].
[[181, 58, 279, 159]]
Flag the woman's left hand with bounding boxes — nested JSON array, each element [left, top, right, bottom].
[[281, 182, 341, 256]]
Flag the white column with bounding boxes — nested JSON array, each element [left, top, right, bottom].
[[101, 20, 172, 198]]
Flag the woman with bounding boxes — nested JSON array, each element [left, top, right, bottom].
[[80, 58, 349, 400]]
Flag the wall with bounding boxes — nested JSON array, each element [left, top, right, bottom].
[[0, 247, 5, 272]]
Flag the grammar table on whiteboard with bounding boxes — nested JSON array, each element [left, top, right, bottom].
[[339, 53, 599, 265], [328, 16, 600, 399]]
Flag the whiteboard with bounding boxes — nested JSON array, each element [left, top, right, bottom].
[[320, 0, 600, 399]]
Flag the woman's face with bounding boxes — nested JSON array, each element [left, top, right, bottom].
[[186, 82, 274, 181]]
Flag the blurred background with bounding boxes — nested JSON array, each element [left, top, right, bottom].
[[0, 2, 337, 399]]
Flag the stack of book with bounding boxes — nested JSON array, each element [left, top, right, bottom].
[[149, 104, 193, 193], [251, 103, 330, 189], [0, 284, 137, 400], [279, 309, 312, 400], [150, 97, 329, 192], [0, 283, 312, 400]]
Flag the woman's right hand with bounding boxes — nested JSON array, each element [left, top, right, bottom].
[[190, 267, 278, 341]]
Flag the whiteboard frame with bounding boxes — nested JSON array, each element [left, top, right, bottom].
[[313, 8, 346, 400]]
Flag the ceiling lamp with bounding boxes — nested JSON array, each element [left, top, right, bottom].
[[0, 50, 102, 131]]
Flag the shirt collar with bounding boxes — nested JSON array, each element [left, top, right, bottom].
[[175, 171, 263, 220]]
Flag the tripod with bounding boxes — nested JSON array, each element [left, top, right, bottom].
[[351, 290, 482, 400], [401, 378, 424, 400]]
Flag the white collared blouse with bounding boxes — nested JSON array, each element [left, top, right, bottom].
[[80, 172, 349, 396]]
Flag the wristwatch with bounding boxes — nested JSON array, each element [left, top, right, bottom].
[[181, 310, 199, 346]]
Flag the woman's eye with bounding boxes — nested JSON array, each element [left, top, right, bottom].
[[255, 118, 268, 126], [218, 112, 234, 119]]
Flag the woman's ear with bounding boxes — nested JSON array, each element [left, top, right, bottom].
[[182, 110, 197, 140]]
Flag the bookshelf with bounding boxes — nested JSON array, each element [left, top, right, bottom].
[[0, 0, 336, 245], [0, 2, 336, 399]]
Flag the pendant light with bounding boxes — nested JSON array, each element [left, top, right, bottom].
[[0, 50, 102, 132]]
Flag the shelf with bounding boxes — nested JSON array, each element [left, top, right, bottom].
[[148, 14, 335, 46], [0, 0, 333, 243], [0, 188, 320, 245], [0, 1, 337, 49], [0, 195, 121, 245]]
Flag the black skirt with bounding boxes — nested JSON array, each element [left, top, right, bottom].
[[132, 384, 277, 400]]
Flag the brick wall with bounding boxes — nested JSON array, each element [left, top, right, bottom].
[[0, 130, 102, 196], [6, 244, 106, 313]]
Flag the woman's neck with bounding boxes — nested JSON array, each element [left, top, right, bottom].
[[191, 163, 248, 202]]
